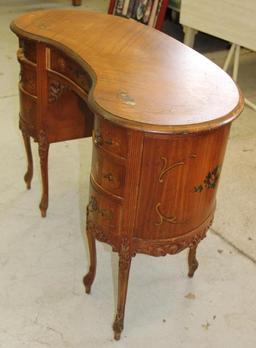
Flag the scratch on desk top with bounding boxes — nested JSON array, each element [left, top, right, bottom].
[[118, 90, 136, 106]]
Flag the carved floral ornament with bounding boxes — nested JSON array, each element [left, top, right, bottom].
[[135, 217, 213, 257], [87, 196, 113, 220], [86, 220, 111, 244], [48, 80, 70, 103], [119, 236, 133, 271], [38, 129, 48, 160]]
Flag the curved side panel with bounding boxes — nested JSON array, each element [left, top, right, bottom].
[[134, 124, 231, 240]]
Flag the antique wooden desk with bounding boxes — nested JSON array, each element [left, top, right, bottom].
[[11, 10, 243, 340]]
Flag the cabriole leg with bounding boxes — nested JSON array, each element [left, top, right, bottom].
[[38, 130, 49, 218], [188, 244, 199, 278], [83, 230, 97, 294], [21, 131, 33, 189], [113, 249, 132, 340]]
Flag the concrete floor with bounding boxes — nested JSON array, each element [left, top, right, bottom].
[[0, 1, 255, 347]]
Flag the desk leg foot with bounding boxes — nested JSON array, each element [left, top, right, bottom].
[[39, 197, 48, 218], [38, 130, 49, 218], [188, 244, 199, 278], [114, 331, 121, 341], [21, 131, 33, 190], [83, 230, 97, 294], [113, 244, 132, 340]]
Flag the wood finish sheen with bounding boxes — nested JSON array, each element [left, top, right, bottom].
[[11, 10, 243, 340], [11, 10, 243, 133]]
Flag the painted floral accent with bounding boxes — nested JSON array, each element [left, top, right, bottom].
[[194, 184, 203, 193], [194, 165, 221, 192]]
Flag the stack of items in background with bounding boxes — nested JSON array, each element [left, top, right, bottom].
[[108, 0, 168, 29]]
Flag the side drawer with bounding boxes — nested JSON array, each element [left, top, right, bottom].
[[19, 87, 37, 129], [93, 115, 128, 158], [19, 38, 37, 63], [87, 180, 122, 240], [19, 59, 37, 96], [91, 145, 126, 198], [49, 48, 91, 93]]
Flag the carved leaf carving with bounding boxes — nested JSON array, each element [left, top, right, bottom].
[[48, 80, 70, 103]]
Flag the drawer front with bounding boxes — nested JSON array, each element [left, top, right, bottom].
[[91, 145, 126, 197], [50, 48, 91, 93], [19, 38, 37, 63], [19, 61, 37, 96], [93, 115, 128, 158], [87, 181, 122, 240], [19, 87, 37, 130]]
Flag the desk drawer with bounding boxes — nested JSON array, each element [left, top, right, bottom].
[[19, 38, 37, 64], [93, 115, 128, 158], [50, 48, 91, 93], [87, 181, 122, 239], [19, 59, 37, 96], [91, 145, 125, 197], [19, 87, 37, 128]]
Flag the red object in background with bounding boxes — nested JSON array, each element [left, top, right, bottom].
[[155, 0, 168, 30], [108, 0, 116, 14], [108, 0, 169, 31]]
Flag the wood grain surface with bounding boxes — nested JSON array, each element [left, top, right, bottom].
[[11, 9, 243, 133], [11, 10, 244, 340]]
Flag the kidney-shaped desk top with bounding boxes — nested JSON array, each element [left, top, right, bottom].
[[11, 9, 243, 133]]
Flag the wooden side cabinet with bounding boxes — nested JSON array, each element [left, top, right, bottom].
[[17, 38, 93, 216], [84, 114, 231, 339]]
